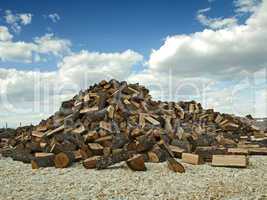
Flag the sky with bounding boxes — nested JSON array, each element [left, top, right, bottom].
[[0, 0, 266, 127]]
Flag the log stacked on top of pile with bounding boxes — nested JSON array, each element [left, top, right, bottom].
[[0, 79, 266, 172]]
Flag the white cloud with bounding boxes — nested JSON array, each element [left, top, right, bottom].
[[196, 7, 238, 30], [0, 41, 37, 62], [47, 13, 60, 23], [197, 13, 238, 29], [4, 10, 32, 33], [34, 33, 71, 56], [197, 7, 211, 14], [58, 50, 143, 88], [234, 0, 260, 14], [0, 33, 71, 63], [19, 13, 32, 25], [0, 26, 13, 41], [147, 0, 267, 78]]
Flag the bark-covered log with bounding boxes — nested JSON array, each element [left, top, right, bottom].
[[31, 153, 55, 169], [95, 150, 133, 169], [126, 154, 146, 171]]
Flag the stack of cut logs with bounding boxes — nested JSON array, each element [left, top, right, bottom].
[[0, 80, 266, 172]]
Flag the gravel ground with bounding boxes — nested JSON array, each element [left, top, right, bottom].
[[0, 156, 266, 200]]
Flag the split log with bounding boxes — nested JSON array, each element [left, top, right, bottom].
[[54, 151, 76, 168], [126, 154, 146, 171], [167, 158, 185, 173], [169, 145, 185, 158], [45, 125, 64, 137], [182, 153, 204, 165], [88, 143, 104, 155], [227, 148, 249, 155], [195, 146, 227, 162], [144, 116, 160, 126], [248, 147, 267, 155], [83, 156, 100, 169], [212, 155, 248, 168], [147, 146, 166, 163], [136, 135, 155, 152], [31, 153, 55, 169]]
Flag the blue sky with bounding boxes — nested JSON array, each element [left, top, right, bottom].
[[0, 0, 266, 127]]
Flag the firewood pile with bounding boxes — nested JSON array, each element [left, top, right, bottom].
[[0, 80, 266, 172]]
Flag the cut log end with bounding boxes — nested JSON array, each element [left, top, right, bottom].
[[54, 152, 74, 168]]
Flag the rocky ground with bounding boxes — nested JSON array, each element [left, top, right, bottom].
[[0, 156, 266, 200]]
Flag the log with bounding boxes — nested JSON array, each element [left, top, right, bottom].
[[212, 155, 248, 168], [99, 121, 112, 132], [88, 143, 104, 155], [83, 156, 100, 169], [182, 153, 204, 165], [169, 145, 185, 158], [54, 151, 75, 168], [95, 150, 133, 169], [126, 154, 146, 171], [167, 158, 185, 173], [144, 116, 160, 126], [195, 146, 227, 162], [45, 125, 64, 137], [12, 150, 34, 163], [31, 153, 55, 169], [136, 135, 155, 152], [227, 148, 249, 155], [248, 147, 267, 155], [147, 145, 167, 163]]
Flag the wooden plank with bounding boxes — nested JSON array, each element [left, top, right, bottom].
[[227, 148, 249, 155], [211, 155, 248, 168], [182, 153, 204, 165]]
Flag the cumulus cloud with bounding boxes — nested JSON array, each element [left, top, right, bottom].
[[4, 10, 32, 33], [58, 50, 143, 88], [34, 33, 71, 56], [47, 13, 60, 23], [197, 7, 238, 30], [147, 0, 267, 78], [234, 0, 260, 14], [0, 26, 13, 41], [0, 33, 71, 63]]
